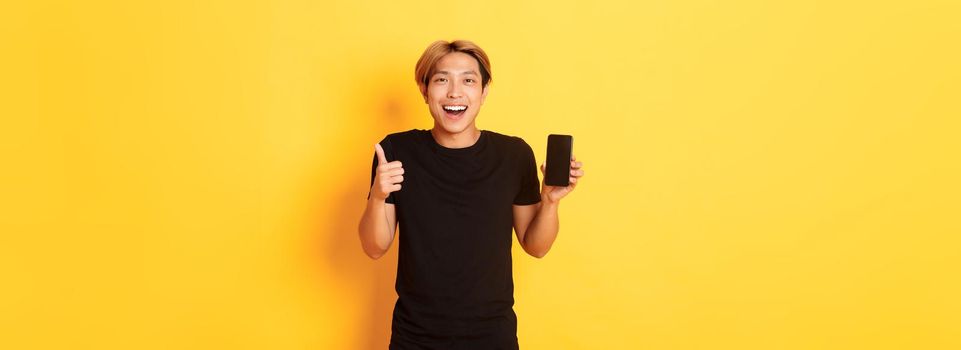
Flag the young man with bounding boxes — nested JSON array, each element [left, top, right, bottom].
[[358, 40, 585, 349]]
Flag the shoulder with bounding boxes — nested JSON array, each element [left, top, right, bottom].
[[382, 128, 423, 142], [484, 130, 533, 152], [378, 129, 426, 149]]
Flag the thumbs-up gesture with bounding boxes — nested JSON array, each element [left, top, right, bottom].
[[370, 143, 404, 201]]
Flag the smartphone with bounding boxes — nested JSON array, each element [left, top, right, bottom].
[[545, 134, 573, 186]]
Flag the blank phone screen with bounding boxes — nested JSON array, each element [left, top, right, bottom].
[[545, 134, 573, 186]]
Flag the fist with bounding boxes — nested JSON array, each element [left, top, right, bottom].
[[370, 143, 404, 201]]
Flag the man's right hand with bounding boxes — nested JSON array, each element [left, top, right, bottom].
[[371, 143, 404, 201]]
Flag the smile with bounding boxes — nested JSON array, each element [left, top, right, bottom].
[[442, 105, 468, 118]]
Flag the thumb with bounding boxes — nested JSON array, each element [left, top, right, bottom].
[[374, 143, 388, 165]]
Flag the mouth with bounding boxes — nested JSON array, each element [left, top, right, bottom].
[[442, 105, 468, 120]]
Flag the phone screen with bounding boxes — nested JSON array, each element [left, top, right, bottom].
[[545, 134, 573, 186]]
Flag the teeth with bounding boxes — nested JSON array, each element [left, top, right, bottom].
[[443, 105, 467, 111]]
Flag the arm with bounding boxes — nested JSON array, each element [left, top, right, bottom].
[[512, 155, 584, 258], [358, 199, 397, 260], [512, 201, 558, 258], [357, 143, 404, 260]]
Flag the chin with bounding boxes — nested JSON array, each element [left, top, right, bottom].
[[433, 115, 476, 134]]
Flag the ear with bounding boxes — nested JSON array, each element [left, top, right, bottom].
[[480, 84, 490, 105]]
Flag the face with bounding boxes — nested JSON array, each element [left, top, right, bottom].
[[421, 52, 489, 136]]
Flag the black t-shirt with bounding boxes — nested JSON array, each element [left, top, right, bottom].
[[367, 129, 541, 349]]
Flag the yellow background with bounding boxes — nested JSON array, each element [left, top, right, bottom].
[[2, 0, 959, 349]]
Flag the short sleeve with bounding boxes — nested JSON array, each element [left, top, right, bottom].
[[367, 136, 396, 204], [513, 138, 542, 205]]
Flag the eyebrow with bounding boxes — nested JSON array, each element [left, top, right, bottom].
[[433, 70, 478, 76]]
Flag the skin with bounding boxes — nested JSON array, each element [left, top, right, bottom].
[[358, 51, 585, 260]]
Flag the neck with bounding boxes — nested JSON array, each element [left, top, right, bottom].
[[430, 124, 481, 149]]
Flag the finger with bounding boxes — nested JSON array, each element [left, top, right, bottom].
[[571, 161, 583, 169], [374, 143, 388, 165], [382, 175, 403, 185], [383, 167, 405, 176], [570, 169, 584, 177], [571, 154, 576, 162], [379, 160, 403, 170]]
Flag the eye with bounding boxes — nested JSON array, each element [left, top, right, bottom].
[[434, 77, 447, 83], [465, 78, 475, 84]]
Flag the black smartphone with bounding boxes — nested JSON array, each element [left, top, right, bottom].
[[545, 134, 573, 186]]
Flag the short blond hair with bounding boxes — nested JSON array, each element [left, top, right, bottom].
[[414, 40, 492, 88]]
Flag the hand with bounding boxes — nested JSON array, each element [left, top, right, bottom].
[[371, 143, 404, 201], [540, 154, 584, 204]]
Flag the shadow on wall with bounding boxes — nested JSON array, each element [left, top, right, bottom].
[[314, 61, 423, 349]]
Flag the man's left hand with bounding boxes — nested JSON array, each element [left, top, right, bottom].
[[540, 155, 584, 204]]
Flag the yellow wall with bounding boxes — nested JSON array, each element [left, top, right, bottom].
[[3, 0, 959, 349]]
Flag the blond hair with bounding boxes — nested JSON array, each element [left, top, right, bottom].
[[414, 40, 492, 88]]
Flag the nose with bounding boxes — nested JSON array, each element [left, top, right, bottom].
[[447, 83, 463, 99]]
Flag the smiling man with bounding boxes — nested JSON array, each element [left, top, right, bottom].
[[358, 39, 584, 349]]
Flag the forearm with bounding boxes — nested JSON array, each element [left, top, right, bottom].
[[522, 198, 560, 258], [358, 197, 393, 259]]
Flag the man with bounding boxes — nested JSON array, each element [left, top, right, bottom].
[[358, 39, 585, 349]]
